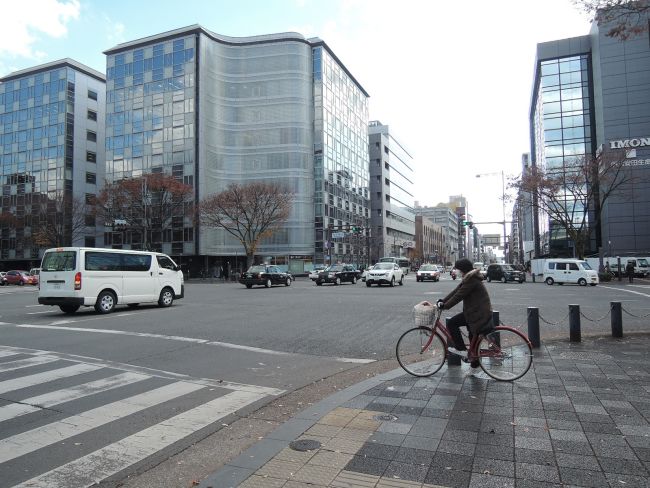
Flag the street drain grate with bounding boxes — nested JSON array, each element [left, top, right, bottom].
[[374, 414, 398, 422], [289, 439, 321, 451]]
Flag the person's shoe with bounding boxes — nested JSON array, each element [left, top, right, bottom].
[[447, 347, 468, 358], [466, 366, 481, 377]]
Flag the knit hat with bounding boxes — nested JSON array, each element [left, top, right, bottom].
[[454, 258, 473, 274]]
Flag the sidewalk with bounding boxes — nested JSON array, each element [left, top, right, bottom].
[[200, 335, 650, 488]]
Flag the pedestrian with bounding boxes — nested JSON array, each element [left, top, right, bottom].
[[626, 260, 635, 283], [436, 258, 494, 377]]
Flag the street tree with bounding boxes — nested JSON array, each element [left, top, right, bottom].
[[96, 173, 193, 251], [511, 148, 633, 259], [574, 0, 650, 39], [199, 182, 293, 268], [31, 192, 89, 248]]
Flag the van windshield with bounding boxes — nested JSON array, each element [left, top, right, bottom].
[[638, 258, 648, 267], [42, 251, 76, 271], [580, 261, 593, 270]]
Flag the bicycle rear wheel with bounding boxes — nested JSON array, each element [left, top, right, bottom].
[[396, 327, 446, 377], [477, 327, 532, 381]]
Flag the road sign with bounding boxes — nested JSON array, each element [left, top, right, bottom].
[[332, 232, 346, 239]]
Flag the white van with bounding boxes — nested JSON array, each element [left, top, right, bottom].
[[544, 259, 599, 286], [38, 247, 184, 314]]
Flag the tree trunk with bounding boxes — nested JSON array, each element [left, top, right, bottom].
[[246, 252, 254, 268]]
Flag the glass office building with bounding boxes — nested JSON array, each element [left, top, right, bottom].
[[0, 59, 105, 267], [105, 26, 369, 274], [530, 10, 650, 257]]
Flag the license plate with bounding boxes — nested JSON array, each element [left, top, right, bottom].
[[54, 284, 61, 289]]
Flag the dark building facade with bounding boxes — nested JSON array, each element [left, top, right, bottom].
[[530, 12, 650, 258]]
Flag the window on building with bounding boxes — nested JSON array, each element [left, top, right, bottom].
[[86, 151, 96, 163], [85, 193, 96, 205], [384, 146, 389, 154], [86, 172, 96, 184], [85, 214, 96, 226], [87, 110, 97, 121], [87, 130, 97, 142], [84, 237, 96, 247], [88, 89, 98, 101]]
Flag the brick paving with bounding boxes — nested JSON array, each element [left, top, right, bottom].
[[202, 335, 650, 488]]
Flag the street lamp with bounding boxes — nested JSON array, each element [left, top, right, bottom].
[[476, 170, 507, 263]]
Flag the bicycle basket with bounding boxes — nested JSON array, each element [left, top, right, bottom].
[[413, 302, 436, 327]]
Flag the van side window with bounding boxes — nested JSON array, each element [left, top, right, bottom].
[[156, 255, 176, 270], [569, 263, 579, 271], [123, 254, 152, 272], [548, 263, 555, 270], [556, 263, 567, 271], [86, 252, 121, 271]]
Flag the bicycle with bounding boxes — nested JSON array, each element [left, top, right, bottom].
[[396, 303, 533, 381]]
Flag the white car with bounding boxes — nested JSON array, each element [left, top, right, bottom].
[[365, 262, 404, 287], [361, 265, 375, 282], [309, 265, 326, 281]]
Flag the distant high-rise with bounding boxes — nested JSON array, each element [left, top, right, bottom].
[[0, 59, 106, 266], [104, 26, 369, 273]]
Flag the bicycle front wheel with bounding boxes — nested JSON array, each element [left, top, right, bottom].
[[477, 327, 532, 381], [396, 327, 446, 377]]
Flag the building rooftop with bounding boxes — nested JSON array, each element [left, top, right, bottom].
[[0, 58, 105, 83]]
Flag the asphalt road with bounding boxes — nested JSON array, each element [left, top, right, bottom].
[[0, 272, 649, 487]]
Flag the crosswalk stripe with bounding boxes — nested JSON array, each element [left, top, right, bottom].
[[0, 356, 59, 373], [13, 390, 263, 488], [0, 350, 21, 358], [0, 364, 101, 395], [0, 372, 150, 423], [0, 381, 204, 464]]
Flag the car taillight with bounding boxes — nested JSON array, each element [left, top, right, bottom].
[[74, 272, 82, 290]]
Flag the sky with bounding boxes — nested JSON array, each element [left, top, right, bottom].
[[0, 0, 594, 239]]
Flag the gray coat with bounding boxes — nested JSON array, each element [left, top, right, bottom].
[[442, 269, 493, 334]]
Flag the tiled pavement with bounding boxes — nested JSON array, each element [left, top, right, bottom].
[[200, 335, 650, 488]]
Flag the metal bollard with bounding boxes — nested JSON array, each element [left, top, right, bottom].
[[491, 310, 501, 346], [528, 307, 541, 348], [446, 317, 461, 366], [611, 301, 623, 338], [569, 304, 581, 342]]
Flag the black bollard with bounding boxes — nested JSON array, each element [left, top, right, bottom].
[[611, 301, 623, 338], [569, 304, 581, 342], [446, 317, 461, 366], [528, 307, 541, 348], [492, 310, 501, 346]]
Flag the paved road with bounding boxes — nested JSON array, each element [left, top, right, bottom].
[[0, 274, 648, 487]]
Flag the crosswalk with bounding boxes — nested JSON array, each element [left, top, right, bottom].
[[0, 345, 284, 488]]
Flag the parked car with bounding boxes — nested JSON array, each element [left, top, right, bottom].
[[4, 270, 38, 286], [309, 265, 327, 281], [316, 264, 360, 286], [365, 262, 404, 287], [486, 264, 525, 283], [544, 259, 599, 286], [239, 265, 292, 288], [0, 271, 6, 286], [416, 264, 440, 282], [29, 268, 41, 286]]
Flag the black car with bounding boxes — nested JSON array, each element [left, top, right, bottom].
[[486, 264, 525, 283], [316, 264, 361, 286], [239, 265, 292, 288]]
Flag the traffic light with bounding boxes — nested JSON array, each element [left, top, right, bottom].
[[352, 226, 362, 234], [462, 220, 474, 229]]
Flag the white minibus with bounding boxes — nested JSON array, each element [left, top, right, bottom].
[[38, 247, 184, 314], [543, 258, 599, 286]]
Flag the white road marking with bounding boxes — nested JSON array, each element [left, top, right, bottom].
[[0, 363, 101, 395], [13, 323, 374, 364], [0, 350, 21, 359], [505, 288, 520, 291], [25, 305, 44, 308], [26, 311, 55, 315], [0, 372, 150, 423], [0, 345, 284, 396], [0, 356, 59, 373], [599, 285, 650, 299], [0, 381, 204, 464], [13, 390, 264, 488]]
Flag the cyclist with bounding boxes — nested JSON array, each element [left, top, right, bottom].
[[436, 258, 494, 376]]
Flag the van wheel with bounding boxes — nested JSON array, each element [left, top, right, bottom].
[[246, 284, 253, 289], [158, 288, 174, 307], [59, 304, 80, 314], [545, 277, 554, 286], [578, 278, 587, 286], [127, 303, 140, 308], [95, 291, 116, 314]]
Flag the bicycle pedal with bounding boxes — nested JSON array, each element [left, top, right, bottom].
[[461, 357, 471, 363]]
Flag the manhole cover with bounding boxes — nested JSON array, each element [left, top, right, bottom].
[[373, 414, 398, 422], [289, 439, 321, 451]]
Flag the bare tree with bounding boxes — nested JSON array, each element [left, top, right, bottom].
[[96, 174, 193, 251], [199, 182, 293, 267], [31, 192, 89, 248], [574, 0, 650, 39], [511, 148, 634, 258]]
